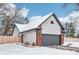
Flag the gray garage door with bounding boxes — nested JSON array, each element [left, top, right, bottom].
[[42, 34, 61, 46]]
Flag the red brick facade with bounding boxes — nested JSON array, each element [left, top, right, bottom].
[[61, 30, 64, 44], [37, 29, 42, 46]]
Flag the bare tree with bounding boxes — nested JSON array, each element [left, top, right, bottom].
[[0, 3, 28, 36], [62, 3, 79, 37]]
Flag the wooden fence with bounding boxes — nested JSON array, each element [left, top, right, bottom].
[[0, 36, 22, 44]]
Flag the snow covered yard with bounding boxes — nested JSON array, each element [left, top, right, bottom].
[[64, 37, 79, 47], [0, 37, 79, 55], [57, 37, 79, 53], [0, 44, 79, 55], [63, 42, 79, 47]]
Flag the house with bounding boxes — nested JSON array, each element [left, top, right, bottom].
[[14, 12, 64, 46], [13, 18, 29, 36]]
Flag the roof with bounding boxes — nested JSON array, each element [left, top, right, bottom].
[[15, 12, 64, 32]]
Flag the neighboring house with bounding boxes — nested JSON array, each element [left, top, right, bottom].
[[14, 12, 64, 46], [13, 25, 20, 36], [13, 18, 29, 36]]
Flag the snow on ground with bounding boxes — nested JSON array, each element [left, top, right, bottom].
[[63, 37, 79, 47], [64, 37, 79, 42], [0, 37, 79, 55], [0, 44, 79, 55], [64, 42, 79, 47]]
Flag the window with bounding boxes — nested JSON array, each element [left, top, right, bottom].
[[50, 21, 54, 24]]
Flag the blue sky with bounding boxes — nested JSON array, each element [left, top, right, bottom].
[[15, 3, 76, 18]]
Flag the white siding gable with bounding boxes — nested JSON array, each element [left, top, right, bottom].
[[41, 15, 61, 35]]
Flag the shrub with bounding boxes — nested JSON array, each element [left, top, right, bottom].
[[23, 42, 30, 45], [31, 42, 36, 46]]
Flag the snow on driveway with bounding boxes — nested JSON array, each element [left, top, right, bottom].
[[0, 44, 79, 55]]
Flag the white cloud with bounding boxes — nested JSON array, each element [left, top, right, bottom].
[[20, 7, 30, 18], [29, 16, 42, 22], [59, 17, 69, 23], [29, 11, 79, 26], [69, 11, 79, 17], [59, 11, 79, 23]]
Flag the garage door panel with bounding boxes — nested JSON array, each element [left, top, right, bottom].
[[42, 34, 60, 46]]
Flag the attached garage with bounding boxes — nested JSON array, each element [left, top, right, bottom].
[[15, 12, 64, 46], [42, 34, 61, 46]]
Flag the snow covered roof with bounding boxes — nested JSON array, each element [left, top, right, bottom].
[[15, 12, 64, 32]]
